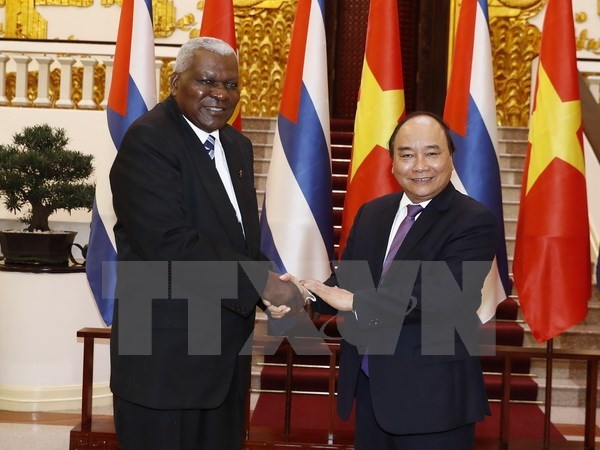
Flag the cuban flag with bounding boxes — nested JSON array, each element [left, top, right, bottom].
[[444, 0, 510, 323], [85, 0, 157, 325], [260, 0, 333, 282]]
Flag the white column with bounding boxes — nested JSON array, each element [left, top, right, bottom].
[[12, 55, 32, 107], [0, 54, 9, 105], [33, 55, 52, 107], [100, 57, 114, 109], [78, 57, 98, 109], [55, 56, 76, 109]]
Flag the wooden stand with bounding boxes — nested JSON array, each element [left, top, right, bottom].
[[69, 328, 117, 450]]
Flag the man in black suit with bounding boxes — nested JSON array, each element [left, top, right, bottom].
[[109, 37, 303, 449], [302, 112, 499, 449]]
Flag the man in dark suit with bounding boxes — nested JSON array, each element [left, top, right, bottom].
[[302, 112, 499, 449], [109, 37, 303, 449]]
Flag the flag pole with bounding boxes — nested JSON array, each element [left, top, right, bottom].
[[543, 337, 553, 449]]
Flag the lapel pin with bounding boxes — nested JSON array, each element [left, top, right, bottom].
[[238, 170, 243, 179]]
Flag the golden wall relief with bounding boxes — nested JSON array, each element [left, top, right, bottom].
[[159, 57, 174, 101], [233, 0, 295, 117], [3, 0, 47, 39], [488, 0, 545, 127], [36, 0, 93, 6], [489, 17, 541, 127]]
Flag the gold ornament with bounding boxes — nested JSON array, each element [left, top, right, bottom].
[[234, 0, 296, 117], [489, 0, 546, 126]]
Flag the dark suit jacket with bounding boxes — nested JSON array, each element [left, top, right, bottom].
[[326, 183, 498, 435], [109, 96, 268, 409]]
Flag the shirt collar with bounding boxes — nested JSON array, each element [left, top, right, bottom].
[[399, 194, 432, 212], [182, 115, 220, 144]]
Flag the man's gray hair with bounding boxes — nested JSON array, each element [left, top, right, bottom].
[[174, 37, 236, 73]]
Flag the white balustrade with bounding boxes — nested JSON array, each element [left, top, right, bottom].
[[0, 41, 177, 110]]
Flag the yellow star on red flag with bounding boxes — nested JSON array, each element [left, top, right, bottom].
[[526, 63, 583, 194], [350, 63, 404, 181]]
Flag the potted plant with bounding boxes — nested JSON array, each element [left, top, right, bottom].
[[0, 124, 95, 266]]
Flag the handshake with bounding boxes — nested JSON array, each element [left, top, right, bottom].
[[261, 272, 355, 319], [260, 272, 312, 319]]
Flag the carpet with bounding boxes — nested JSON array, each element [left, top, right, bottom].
[[250, 394, 566, 442]]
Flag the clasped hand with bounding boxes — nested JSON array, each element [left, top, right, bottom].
[[300, 279, 354, 312], [261, 271, 310, 317], [262, 273, 354, 319]]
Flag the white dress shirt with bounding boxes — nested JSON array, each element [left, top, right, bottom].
[[183, 116, 245, 236]]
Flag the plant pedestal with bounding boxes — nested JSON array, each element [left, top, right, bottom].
[[0, 263, 111, 411]]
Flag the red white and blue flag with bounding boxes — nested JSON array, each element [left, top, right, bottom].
[[86, 0, 157, 325], [260, 0, 333, 281], [199, 0, 242, 130], [444, 0, 510, 322]]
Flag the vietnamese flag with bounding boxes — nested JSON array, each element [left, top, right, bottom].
[[338, 0, 404, 256], [513, 0, 590, 342], [200, 0, 242, 130]]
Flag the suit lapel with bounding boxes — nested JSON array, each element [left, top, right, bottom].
[[395, 183, 456, 260], [163, 98, 247, 251]]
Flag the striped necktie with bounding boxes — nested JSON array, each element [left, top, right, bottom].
[[204, 135, 215, 160]]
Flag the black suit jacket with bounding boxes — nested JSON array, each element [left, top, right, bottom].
[[326, 183, 498, 435], [109, 96, 267, 409]]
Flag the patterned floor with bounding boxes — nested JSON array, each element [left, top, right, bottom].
[[0, 402, 598, 449]]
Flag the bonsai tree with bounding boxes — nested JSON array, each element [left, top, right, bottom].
[[0, 124, 95, 232]]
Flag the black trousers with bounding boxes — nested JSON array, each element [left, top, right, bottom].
[[354, 370, 476, 450], [113, 360, 249, 450]]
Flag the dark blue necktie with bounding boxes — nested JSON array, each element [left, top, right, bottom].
[[361, 203, 424, 377], [204, 135, 215, 160]]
